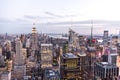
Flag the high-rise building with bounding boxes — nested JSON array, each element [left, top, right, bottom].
[[13, 65, 26, 79], [6, 60, 12, 72], [14, 38, 24, 65], [43, 69, 60, 80], [94, 62, 119, 80], [116, 56, 120, 75], [103, 47, 118, 65], [13, 38, 26, 79], [41, 43, 53, 68], [0, 47, 2, 55], [4, 40, 11, 52], [0, 47, 5, 67], [77, 52, 87, 80], [103, 30, 109, 44], [68, 28, 80, 52], [108, 47, 118, 65], [103, 30, 109, 39], [0, 55, 5, 67], [60, 53, 80, 80], [26, 37, 30, 48], [22, 48, 27, 60], [30, 24, 38, 60]]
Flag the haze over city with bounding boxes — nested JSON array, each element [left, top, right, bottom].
[[1, 0, 120, 80], [1, 0, 120, 34]]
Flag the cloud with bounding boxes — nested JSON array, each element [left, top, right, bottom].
[[0, 18, 12, 23], [44, 20, 120, 28], [24, 15, 54, 20], [45, 11, 80, 18], [16, 18, 29, 22], [45, 12, 63, 18]]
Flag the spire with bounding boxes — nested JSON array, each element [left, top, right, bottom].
[[32, 23, 37, 33], [90, 20, 93, 46], [91, 20, 93, 40]]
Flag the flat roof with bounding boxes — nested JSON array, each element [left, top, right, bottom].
[[100, 62, 109, 65], [41, 43, 53, 46], [63, 53, 78, 58], [96, 62, 118, 68], [77, 53, 86, 56]]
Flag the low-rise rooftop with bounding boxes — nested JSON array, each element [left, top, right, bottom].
[[41, 43, 53, 47], [63, 53, 78, 59]]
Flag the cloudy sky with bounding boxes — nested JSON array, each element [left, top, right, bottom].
[[0, 0, 120, 34]]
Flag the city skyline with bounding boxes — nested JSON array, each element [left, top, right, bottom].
[[0, 0, 120, 34]]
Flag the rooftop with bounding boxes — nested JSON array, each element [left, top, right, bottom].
[[63, 53, 78, 58], [96, 62, 118, 68], [41, 43, 53, 47]]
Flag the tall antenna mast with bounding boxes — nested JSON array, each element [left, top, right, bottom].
[[90, 20, 93, 46], [91, 20, 93, 40]]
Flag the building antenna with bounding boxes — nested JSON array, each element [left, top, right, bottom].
[[91, 20, 93, 40], [90, 20, 94, 46], [69, 15, 73, 29]]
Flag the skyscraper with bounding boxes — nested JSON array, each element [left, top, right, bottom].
[[26, 37, 30, 48], [14, 38, 24, 65], [68, 28, 80, 52], [13, 38, 26, 79], [41, 43, 53, 68], [31, 24, 38, 59], [103, 30, 109, 44]]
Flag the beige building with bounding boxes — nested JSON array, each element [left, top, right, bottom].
[[41, 44, 53, 68], [22, 48, 27, 60], [116, 56, 120, 75], [14, 38, 25, 65], [0, 47, 5, 67], [4, 40, 12, 52], [31, 25, 38, 56], [7, 60, 12, 72], [68, 28, 80, 52], [0, 47, 2, 55]]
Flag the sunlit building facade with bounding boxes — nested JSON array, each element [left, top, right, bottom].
[[60, 53, 81, 80], [41, 43, 53, 68]]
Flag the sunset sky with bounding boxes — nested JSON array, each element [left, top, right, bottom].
[[0, 0, 120, 34]]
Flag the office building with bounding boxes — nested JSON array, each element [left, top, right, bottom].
[[41, 43, 53, 68], [31, 24, 38, 59], [43, 69, 60, 80], [103, 47, 118, 65], [0, 47, 2, 55], [14, 38, 24, 65], [0, 47, 5, 67], [94, 62, 119, 80], [13, 65, 26, 79], [22, 48, 27, 60], [26, 37, 30, 48], [60, 53, 80, 80], [4, 40, 11, 52], [103, 30, 109, 44], [68, 28, 80, 52], [6, 60, 12, 72], [77, 52, 87, 79]]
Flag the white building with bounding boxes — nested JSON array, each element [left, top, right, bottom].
[[0, 72, 11, 80], [26, 38, 30, 48]]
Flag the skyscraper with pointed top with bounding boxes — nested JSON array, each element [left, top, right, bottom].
[[31, 23, 38, 58]]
